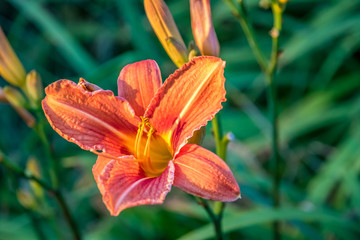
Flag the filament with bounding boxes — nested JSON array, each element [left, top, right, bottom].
[[134, 116, 148, 158], [143, 125, 155, 172]]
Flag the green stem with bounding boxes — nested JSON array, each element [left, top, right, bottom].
[[211, 115, 234, 239], [223, 0, 268, 72], [53, 191, 81, 240], [196, 197, 223, 240], [0, 152, 81, 240], [223, 1, 284, 239], [27, 211, 47, 240], [212, 115, 224, 156], [268, 3, 282, 240], [33, 116, 59, 188]]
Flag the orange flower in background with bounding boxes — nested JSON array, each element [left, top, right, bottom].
[[190, 0, 220, 57], [42, 56, 240, 215]]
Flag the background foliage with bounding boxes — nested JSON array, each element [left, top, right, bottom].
[[0, 0, 359, 239]]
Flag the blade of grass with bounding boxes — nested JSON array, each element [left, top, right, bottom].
[[8, 0, 97, 74], [307, 122, 360, 204], [177, 207, 357, 240]]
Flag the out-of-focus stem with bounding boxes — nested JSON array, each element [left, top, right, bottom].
[[196, 197, 223, 240], [223, 1, 283, 239], [223, 0, 267, 72], [267, 2, 282, 240], [27, 211, 47, 240], [0, 152, 81, 240]]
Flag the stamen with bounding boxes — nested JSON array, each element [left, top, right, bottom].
[[134, 117, 148, 158], [143, 126, 155, 172]]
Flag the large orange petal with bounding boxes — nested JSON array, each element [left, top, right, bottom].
[[173, 144, 240, 201], [145, 56, 226, 154], [93, 155, 174, 215], [92, 156, 113, 195], [42, 80, 139, 157], [118, 60, 162, 116]]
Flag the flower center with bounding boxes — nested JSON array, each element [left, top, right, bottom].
[[134, 117, 173, 177]]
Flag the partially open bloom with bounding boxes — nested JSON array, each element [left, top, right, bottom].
[[144, 0, 188, 67], [190, 0, 220, 56], [0, 27, 26, 87], [42, 56, 240, 215]]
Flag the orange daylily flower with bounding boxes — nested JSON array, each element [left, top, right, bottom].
[[42, 56, 240, 215]]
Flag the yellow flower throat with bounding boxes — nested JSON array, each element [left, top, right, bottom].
[[134, 117, 172, 177]]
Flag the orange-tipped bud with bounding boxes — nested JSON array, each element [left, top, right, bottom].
[[78, 77, 103, 92], [4, 86, 35, 127], [144, 0, 188, 67], [190, 0, 220, 57], [0, 28, 26, 87], [26, 70, 44, 103]]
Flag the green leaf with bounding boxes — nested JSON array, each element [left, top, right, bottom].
[[178, 207, 357, 240], [8, 0, 97, 74]]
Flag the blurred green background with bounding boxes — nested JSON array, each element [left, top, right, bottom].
[[1, 0, 360, 239]]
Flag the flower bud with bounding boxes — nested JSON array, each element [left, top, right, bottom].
[[3, 86, 26, 108], [17, 189, 37, 209], [0, 86, 7, 103], [26, 157, 44, 200], [26, 70, 44, 103], [0, 28, 26, 87], [190, 0, 220, 57], [4, 86, 35, 127], [78, 78, 103, 92], [144, 0, 188, 67]]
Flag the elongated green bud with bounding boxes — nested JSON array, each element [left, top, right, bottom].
[[26, 70, 44, 103]]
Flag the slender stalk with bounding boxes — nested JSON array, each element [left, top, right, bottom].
[[0, 152, 81, 240], [223, 0, 267, 72], [53, 191, 81, 240], [27, 211, 47, 240], [212, 114, 226, 240], [223, 0, 284, 239], [211, 115, 234, 239], [196, 197, 223, 240], [267, 2, 282, 239], [212, 115, 224, 157]]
